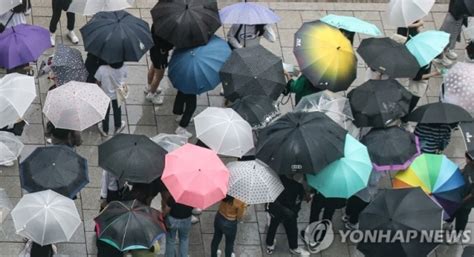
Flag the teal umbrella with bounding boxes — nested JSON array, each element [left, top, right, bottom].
[[306, 134, 372, 198], [320, 14, 382, 36], [406, 30, 450, 67]]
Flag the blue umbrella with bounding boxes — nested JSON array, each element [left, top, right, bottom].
[[219, 2, 280, 25], [320, 14, 382, 36], [406, 30, 450, 67], [168, 36, 232, 95]]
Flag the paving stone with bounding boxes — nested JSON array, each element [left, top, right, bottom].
[[126, 105, 156, 125]]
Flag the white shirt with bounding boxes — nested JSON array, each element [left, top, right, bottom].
[[227, 24, 276, 49], [94, 65, 127, 100]]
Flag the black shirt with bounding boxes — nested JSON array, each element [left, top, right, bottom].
[[167, 197, 193, 219], [275, 175, 305, 210]]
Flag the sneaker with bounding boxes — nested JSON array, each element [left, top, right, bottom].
[[114, 121, 126, 135], [192, 208, 202, 215], [191, 215, 199, 224], [175, 115, 182, 123], [1, 161, 14, 167], [97, 123, 108, 137], [341, 214, 349, 223], [50, 33, 56, 47], [216, 250, 222, 257], [266, 240, 276, 255], [144, 85, 161, 94], [51, 244, 58, 254], [175, 126, 192, 137], [344, 222, 359, 230], [231, 253, 235, 257], [67, 30, 79, 44], [445, 49, 458, 60], [289, 247, 309, 255], [433, 57, 453, 67], [45, 137, 52, 144], [151, 94, 164, 105]]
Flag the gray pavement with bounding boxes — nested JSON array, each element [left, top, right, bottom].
[[0, 1, 472, 257]]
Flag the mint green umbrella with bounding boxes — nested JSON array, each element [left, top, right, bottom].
[[320, 14, 382, 36], [406, 30, 450, 67], [306, 134, 372, 198]]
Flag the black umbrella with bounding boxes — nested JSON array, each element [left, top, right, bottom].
[[256, 112, 347, 175], [99, 134, 167, 183], [220, 45, 286, 102], [150, 0, 221, 49], [404, 102, 472, 124], [52, 44, 88, 86], [230, 95, 280, 129], [80, 11, 154, 64], [358, 188, 442, 257], [463, 246, 474, 257], [19, 145, 89, 198], [357, 37, 420, 78], [361, 127, 420, 171], [348, 79, 413, 127], [95, 200, 166, 251]]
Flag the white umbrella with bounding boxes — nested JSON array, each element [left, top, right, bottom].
[[68, 0, 134, 15], [151, 133, 188, 152], [43, 81, 111, 131], [0, 0, 21, 15], [0, 131, 23, 165], [0, 73, 36, 128], [442, 62, 474, 115], [386, 0, 435, 27], [194, 107, 254, 158], [11, 190, 81, 246], [0, 188, 12, 223], [226, 160, 284, 204]]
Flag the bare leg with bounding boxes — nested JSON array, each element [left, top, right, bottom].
[[150, 68, 165, 94], [147, 65, 155, 86]]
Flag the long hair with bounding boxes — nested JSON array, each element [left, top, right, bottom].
[[223, 195, 234, 204], [255, 24, 265, 37]]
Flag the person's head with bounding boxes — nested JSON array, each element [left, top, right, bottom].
[[255, 24, 266, 37], [222, 195, 234, 204], [109, 62, 124, 69]]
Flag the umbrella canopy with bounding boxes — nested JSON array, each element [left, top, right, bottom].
[[0, 73, 36, 128], [0, 24, 51, 69], [151, 133, 188, 153], [20, 146, 89, 198], [68, 0, 134, 15], [406, 30, 450, 67], [43, 81, 110, 131], [357, 188, 442, 257], [306, 134, 372, 198], [80, 10, 153, 63], [442, 62, 474, 115], [0, 188, 12, 223], [11, 190, 81, 246], [51, 45, 89, 86], [168, 36, 231, 95], [230, 95, 279, 129], [161, 144, 229, 209], [386, 0, 435, 27], [0, 0, 21, 15], [348, 79, 413, 127], [99, 134, 167, 184], [194, 107, 254, 158], [357, 37, 420, 78], [95, 200, 166, 251], [404, 102, 472, 124], [151, 0, 221, 49], [393, 154, 465, 218], [294, 20, 357, 92], [256, 112, 347, 175], [361, 127, 420, 171], [218, 2, 280, 25], [464, 0, 474, 15], [0, 131, 23, 165], [226, 160, 283, 204], [320, 14, 382, 36], [220, 45, 286, 101]]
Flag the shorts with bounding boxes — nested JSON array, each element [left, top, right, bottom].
[[150, 47, 169, 69]]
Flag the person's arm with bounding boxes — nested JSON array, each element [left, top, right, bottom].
[[94, 66, 103, 87], [227, 25, 243, 49], [161, 191, 171, 216], [100, 170, 109, 199], [421, 70, 440, 79], [263, 24, 276, 43]]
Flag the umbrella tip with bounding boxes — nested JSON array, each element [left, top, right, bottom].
[[185, 4, 189, 9], [337, 46, 341, 50]]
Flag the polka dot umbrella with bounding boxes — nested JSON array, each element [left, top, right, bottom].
[[442, 62, 474, 116]]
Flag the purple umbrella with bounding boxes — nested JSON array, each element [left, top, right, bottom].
[[219, 2, 280, 25], [0, 24, 51, 69]]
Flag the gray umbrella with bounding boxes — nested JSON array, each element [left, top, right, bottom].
[[219, 45, 286, 102], [52, 44, 88, 86]]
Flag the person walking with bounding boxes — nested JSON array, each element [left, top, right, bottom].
[[227, 24, 276, 49], [30, 242, 55, 257], [283, 71, 323, 105], [210, 195, 247, 257], [414, 123, 456, 154], [49, 0, 79, 46], [95, 62, 127, 136], [84, 53, 106, 83], [308, 191, 345, 224], [44, 121, 82, 149], [0, 0, 30, 30], [173, 90, 196, 137]]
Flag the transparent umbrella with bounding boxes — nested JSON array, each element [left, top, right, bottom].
[[442, 62, 474, 116], [0, 131, 23, 165], [151, 133, 188, 153]]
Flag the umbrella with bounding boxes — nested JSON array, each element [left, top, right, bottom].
[[463, 0, 474, 15], [294, 20, 357, 92], [357, 188, 442, 257], [20, 146, 89, 198], [161, 144, 229, 209], [151, 0, 221, 49], [99, 134, 167, 183], [404, 102, 472, 124], [218, 2, 280, 25], [442, 62, 474, 115], [406, 30, 450, 67], [0, 24, 51, 69], [220, 45, 286, 101], [386, 0, 435, 27], [357, 37, 420, 78], [463, 246, 474, 257], [51, 44, 89, 86], [306, 134, 372, 198], [68, 0, 134, 15], [256, 112, 347, 175], [95, 200, 166, 251], [168, 36, 231, 95], [194, 107, 254, 158], [361, 127, 420, 171], [320, 14, 382, 36], [0, 0, 21, 15], [393, 153, 465, 218], [0, 188, 12, 223], [80, 10, 153, 63], [43, 81, 110, 131], [151, 133, 188, 153], [348, 79, 413, 127], [230, 95, 279, 129], [11, 190, 82, 246], [0, 131, 23, 165], [226, 160, 283, 205], [0, 73, 36, 128]]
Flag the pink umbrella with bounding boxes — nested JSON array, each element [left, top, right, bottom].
[[161, 144, 229, 209]]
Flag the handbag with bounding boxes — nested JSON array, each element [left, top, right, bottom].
[[116, 83, 129, 107]]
